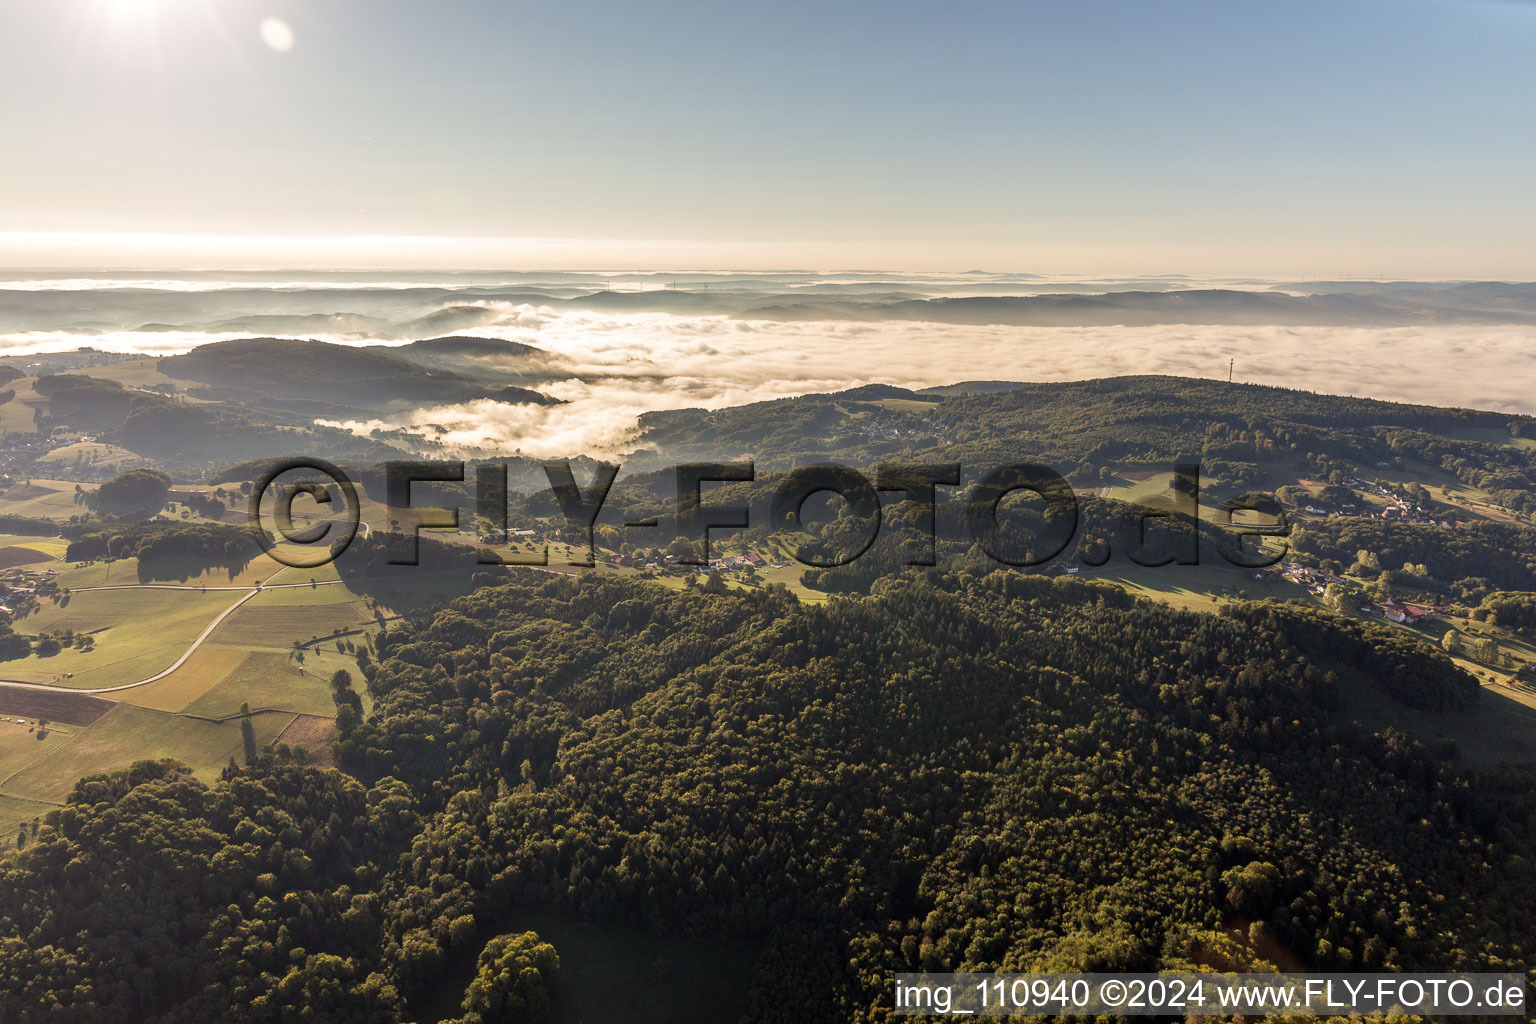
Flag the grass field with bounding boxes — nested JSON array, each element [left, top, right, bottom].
[[3, 703, 294, 802], [181, 649, 357, 718], [0, 533, 69, 559], [0, 795, 59, 839], [250, 582, 363, 606], [117, 647, 250, 712], [11, 588, 240, 688], [0, 480, 79, 520], [267, 552, 344, 584], [754, 562, 827, 601], [72, 358, 194, 390], [1444, 427, 1536, 452], [870, 397, 940, 412], [0, 721, 77, 785], [55, 551, 303, 589], [34, 441, 150, 472], [0, 547, 369, 806], [0, 380, 43, 435], [50, 559, 139, 589], [1093, 469, 1180, 504], [208, 593, 374, 648], [1076, 560, 1303, 614]]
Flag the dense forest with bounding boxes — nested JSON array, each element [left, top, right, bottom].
[[22, 372, 405, 469], [61, 522, 269, 582], [1, 567, 1531, 1022], [1, 375, 1534, 1020], [630, 376, 1535, 490], [157, 339, 557, 415], [1293, 517, 1536, 594]]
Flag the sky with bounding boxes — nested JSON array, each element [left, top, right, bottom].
[[1, 0, 1533, 275]]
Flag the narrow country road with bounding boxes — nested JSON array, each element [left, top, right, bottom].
[[0, 574, 347, 695], [70, 580, 347, 593]]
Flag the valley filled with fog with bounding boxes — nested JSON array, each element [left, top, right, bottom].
[[3, 271, 1533, 458]]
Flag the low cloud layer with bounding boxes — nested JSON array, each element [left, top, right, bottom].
[[319, 307, 1536, 457], [6, 304, 1535, 459]]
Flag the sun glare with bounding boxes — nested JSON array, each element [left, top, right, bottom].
[[102, 0, 184, 27], [259, 16, 294, 53]]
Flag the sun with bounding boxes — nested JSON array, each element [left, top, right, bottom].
[[259, 16, 295, 53]]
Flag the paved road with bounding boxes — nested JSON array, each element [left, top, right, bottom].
[[0, 573, 344, 695], [55, 587, 262, 694], [71, 580, 346, 593], [0, 523, 374, 706]]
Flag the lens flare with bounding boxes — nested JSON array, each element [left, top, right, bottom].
[[259, 16, 294, 53]]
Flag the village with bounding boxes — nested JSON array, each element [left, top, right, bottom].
[[1261, 561, 1441, 626], [608, 549, 776, 573], [1297, 472, 1460, 528], [0, 566, 59, 621]]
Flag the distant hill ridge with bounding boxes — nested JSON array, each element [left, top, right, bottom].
[[158, 337, 557, 408], [740, 287, 1536, 327], [391, 335, 547, 358]]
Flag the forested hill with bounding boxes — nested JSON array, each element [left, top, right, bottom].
[[1, 570, 1529, 1023], [631, 374, 1536, 480], [158, 338, 557, 410]]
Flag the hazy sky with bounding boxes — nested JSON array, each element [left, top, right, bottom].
[[2, 0, 1533, 274]]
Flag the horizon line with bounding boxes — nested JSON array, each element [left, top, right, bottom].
[[0, 233, 1523, 282]]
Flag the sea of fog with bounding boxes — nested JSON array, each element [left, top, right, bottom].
[[1, 272, 1532, 457]]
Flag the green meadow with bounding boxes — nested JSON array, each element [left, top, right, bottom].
[[8, 588, 241, 688], [3, 704, 295, 804]]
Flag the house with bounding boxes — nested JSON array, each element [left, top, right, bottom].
[[745, 552, 767, 567], [1383, 601, 1433, 625]]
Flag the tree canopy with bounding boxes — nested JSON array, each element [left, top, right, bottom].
[[1, 568, 1530, 1022]]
